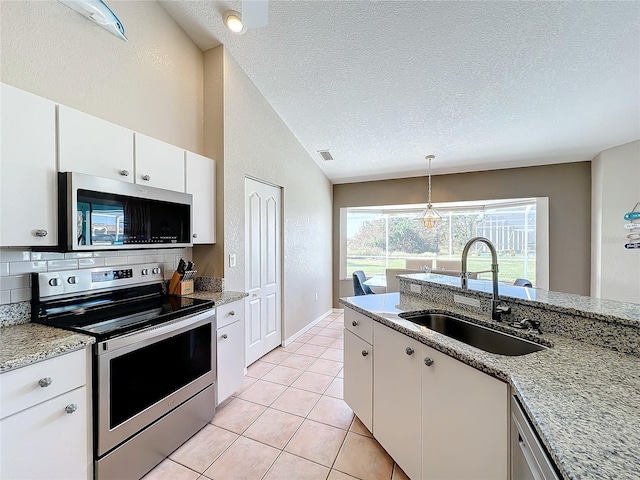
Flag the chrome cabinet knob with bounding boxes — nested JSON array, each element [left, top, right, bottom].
[[141, 174, 151, 181], [352, 321, 358, 327], [192, 233, 198, 238], [35, 229, 48, 237], [424, 357, 434, 366], [65, 404, 78, 414], [119, 169, 129, 176], [361, 350, 368, 356], [221, 334, 228, 339], [229, 311, 235, 316], [39, 377, 53, 388], [406, 347, 414, 356]]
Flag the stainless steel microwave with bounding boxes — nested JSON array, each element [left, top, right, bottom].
[[58, 172, 193, 251]]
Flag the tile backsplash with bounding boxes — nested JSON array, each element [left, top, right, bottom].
[[0, 247, 193, 305]]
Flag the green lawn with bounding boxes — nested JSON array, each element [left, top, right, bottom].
[[347, 256, 536, 285]]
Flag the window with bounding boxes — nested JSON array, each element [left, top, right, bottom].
[[340, 198, 548, 288]]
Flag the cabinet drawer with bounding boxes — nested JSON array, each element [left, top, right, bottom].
[[0, 348, 87, 420], [344, 308, 373, 344], [217, 301, 245, 329]]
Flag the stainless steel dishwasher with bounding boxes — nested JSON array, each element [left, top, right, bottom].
[[511, 395, 560, 480]]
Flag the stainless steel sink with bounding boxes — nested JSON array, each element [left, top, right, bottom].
[[399, 312, 547, 356]]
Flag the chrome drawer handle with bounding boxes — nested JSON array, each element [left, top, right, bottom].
[[119, 169, 129, 176], [352, 321, 358, 327], [141, 174, 151, 181], [424, 357, 434, 366], [221, 334, 228, 339], [65, 404, 78, 414], [361, 350, 368, 356], [406, 347, 414, 356], [38, 377, 53, 388]]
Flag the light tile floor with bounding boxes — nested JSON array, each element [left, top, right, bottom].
[[143, 311, 410, 480]]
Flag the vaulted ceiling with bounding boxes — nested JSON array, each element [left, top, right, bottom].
[[162, 1, 640, 183]]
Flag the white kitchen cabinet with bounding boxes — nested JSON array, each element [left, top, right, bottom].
[[373, 322, 423, 480], [344, 307, 373, 344], [135, 133, 185, 192], [421, 345, 508, 480], [185, 151, 216, 244], [0, 348, 91, 480], [58, 105, 134, 182], [216, 301, 245, 404], [0, 83, 57, 246], [343, 329, 373, 432]]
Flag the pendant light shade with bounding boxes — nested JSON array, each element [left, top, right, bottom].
[[416, 155, 441, 229]]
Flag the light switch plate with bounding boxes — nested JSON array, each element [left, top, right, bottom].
[[410, 284, 421, 294], [229, 254, 236, 268]]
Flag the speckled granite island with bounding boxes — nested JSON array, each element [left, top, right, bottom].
[[340, 276, 640, 480]]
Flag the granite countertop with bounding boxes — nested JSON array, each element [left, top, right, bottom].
[[340, 293, 640, 480], [406, 273, 640, 325], [187, 290, 248, 305], [0, 323, 95, 374]]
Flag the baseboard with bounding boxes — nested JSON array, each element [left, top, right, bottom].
[[332, 308, 344, 313], [283, 309, 334, 346]]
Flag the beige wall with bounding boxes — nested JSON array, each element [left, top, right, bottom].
[[0, 0, 203, 152], [591, 140, 640, 303], [333, 162, 591, 306], [200, 48, 334, 341]]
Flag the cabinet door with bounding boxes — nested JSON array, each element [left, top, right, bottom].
[[422, 345, 508, 480], [343, 329, 373, 432], [0, 83, 57, 246], [135, 133, 185, 192], [58, 105, 134, 181], [217, 320, 245, 404], [373, 322, 422, 480], [185, 151, 216, 244], [0, 386, 89, 480]]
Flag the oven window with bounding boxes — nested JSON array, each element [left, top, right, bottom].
[[77, 189, 190, 246], [109, 323, 211, 429]]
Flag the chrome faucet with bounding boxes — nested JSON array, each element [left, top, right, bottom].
[[460, 237, 511, 322]]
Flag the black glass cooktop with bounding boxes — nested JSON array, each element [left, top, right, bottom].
[[32, 284, 214, 340]]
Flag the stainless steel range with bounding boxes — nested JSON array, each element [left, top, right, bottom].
[[31, 263, 216, 480]]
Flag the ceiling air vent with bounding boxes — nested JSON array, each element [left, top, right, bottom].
[[317, 150, 334, 161]]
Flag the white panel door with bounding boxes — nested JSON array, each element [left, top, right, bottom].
[[245, 177, 282, 366], [0, 83, 57, 246]]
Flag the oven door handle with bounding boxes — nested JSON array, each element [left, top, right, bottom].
[[98, 309, 216, 354]]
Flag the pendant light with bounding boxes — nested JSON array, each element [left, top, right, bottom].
[[416, 155, 441, 228]]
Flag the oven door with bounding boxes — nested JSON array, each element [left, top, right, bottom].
[[96, 309, 216, 457]]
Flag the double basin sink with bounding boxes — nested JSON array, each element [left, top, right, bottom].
[[398, 312, 547, 356]]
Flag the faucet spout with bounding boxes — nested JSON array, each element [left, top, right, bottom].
[[460, 237, 510, 322]]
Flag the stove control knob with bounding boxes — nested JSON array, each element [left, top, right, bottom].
[[141, 269, 149, 275], [48, 278, 61, 287], [152, 268, 161, 274], [67, 276, 79, 285]]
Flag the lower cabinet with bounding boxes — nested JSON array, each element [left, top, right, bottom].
[[216, 301, 246, 405], [422, 345, 508, 479], [344, 311, 509, 480], [373, 322, 423, 480], [0, 348, 91, 480], [343, 329, 373, 432]]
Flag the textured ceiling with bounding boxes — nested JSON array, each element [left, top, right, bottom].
[[161, 1, 640, 184]]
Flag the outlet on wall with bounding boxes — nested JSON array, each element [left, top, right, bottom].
[[314, 293, 318, 301]]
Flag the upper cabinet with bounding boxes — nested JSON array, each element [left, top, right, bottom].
[[186, 152, 216, 244], [135, 133, 185, 192], [0, 84, 58, 246], [58, 105, 134, 182]]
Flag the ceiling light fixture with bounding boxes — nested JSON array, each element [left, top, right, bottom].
[[223, 10, 246, 34], [416, 155, 441, 229]]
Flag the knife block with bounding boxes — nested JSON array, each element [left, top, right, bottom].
[[169, 272, 194, 296]]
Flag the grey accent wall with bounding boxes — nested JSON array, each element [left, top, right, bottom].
[[333, 162, 591, 307]]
